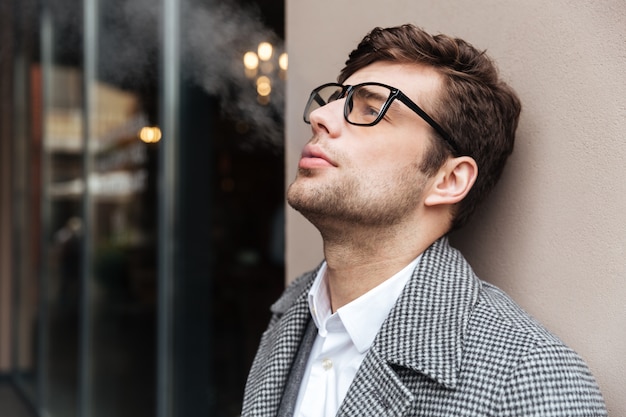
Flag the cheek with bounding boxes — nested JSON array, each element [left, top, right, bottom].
[[365, 146, 424, 174], [341, 125, 429, 172]]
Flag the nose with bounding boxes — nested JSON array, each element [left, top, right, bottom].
[[308, 99, 344, 138]]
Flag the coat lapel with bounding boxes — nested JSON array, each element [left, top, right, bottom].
[[339, 237, 480, 416], [338, 348, 416, 417], [241, 267, 318, 417]]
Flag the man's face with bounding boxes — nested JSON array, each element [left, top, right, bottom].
[[287, 61, 444, 230]]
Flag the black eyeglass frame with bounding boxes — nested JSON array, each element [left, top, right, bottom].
[[303, 82, 460, 155]]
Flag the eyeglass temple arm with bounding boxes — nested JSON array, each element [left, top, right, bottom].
[[312, 93, 326, 107], [399, 94, 460, 155]]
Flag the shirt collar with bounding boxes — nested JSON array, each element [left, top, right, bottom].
[[308, 262, 331, 334], [308, 255, 422, 353]]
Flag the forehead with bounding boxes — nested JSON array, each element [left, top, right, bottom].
[[343, 61, 442, 106]]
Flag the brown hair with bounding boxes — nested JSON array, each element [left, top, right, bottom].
[[338, 24, 521, 230]]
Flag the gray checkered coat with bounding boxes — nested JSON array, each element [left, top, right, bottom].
[[242, 237, 607, 416]]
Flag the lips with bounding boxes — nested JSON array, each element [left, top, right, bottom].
[[298, 145, 337, 169]]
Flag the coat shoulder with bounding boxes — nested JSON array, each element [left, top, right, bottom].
[[458, 281, 607, 416], [471, 281, 562, 347]]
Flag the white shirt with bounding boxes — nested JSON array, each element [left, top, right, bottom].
[[293, 255, 422, 417]]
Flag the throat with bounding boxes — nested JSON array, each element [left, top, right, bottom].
[[323, 249, 417, 311]]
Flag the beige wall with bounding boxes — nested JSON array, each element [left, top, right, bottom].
[[286, 1, 626, 415]]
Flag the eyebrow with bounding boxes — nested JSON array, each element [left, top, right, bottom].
[[353, 85, 387, 102], [353, 86, 407, 116]]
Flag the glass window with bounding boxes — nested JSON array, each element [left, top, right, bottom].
[[6, 0, 286, 416], [11, 0, 44, 405]]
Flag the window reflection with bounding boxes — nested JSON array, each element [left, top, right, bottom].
[[7, 0, 286, 416], [41, 59, 157, 416], [44, 65, 84, 417], [88, 84, 158, 417]]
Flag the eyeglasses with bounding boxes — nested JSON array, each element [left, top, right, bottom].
[[303, 82, 460, 155]]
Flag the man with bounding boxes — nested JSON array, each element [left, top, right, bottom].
[[242, 24, 607, 417]]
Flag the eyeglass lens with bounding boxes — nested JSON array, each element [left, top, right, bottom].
[[346, 84, 392, 125], [304, 84, 393, 126], [304, 85, 344, 122]]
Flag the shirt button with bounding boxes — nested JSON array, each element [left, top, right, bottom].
[[322, 358, 333, 371]]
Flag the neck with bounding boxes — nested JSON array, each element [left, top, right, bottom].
[[318, 220, 442, 311]]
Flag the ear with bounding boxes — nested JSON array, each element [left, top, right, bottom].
[[424, 157, 478, 207]]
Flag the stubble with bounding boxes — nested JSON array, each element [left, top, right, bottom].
[[287, 161, 427, 230]]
